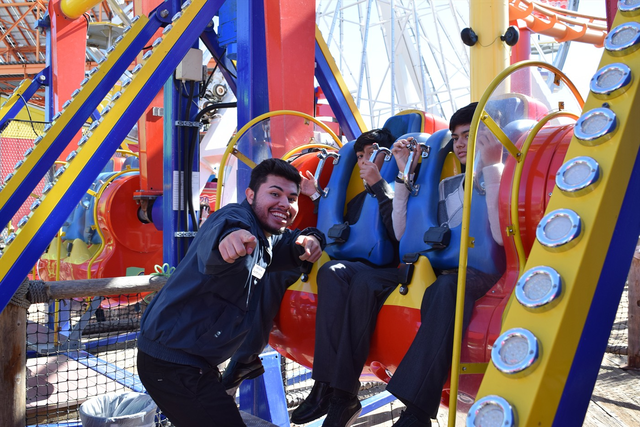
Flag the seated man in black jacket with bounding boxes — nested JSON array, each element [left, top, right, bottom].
[[137, 158, 325, 427], [290, 128, 399, 425]]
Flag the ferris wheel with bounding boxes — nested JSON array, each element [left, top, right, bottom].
[[315, 0, 602, 129]]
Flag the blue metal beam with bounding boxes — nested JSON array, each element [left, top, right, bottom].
[[0, 0, 225, 314]]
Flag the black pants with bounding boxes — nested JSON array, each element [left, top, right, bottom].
[[137, 350, 245, 427], [321, 266, 498, 417], [312, 260, 398, 392], [386, 268, 500, 418], [231, 269, 301, 364]]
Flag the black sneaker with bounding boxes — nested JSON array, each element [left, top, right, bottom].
[[321, 395, 362, 427], [392, 410, 431, 427], [221, 357, 265, 391], [290, 381, 334, 424]]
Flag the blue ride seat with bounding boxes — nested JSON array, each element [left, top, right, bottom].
[[382, 111, 425, 140], [399, 129, 505, 276], [62, 199, 89, 242], [316, 140, 399, 266], [122, 156, 139, 170]]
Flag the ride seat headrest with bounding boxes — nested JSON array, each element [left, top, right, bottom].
[[382, 113, 424, 141]]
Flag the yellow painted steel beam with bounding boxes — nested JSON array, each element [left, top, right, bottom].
[[0, 15, 149, 216], [0, 79, 32, 122], [470, 0, 510, 101], [59, 0, 103, 20], [474, 9, 640, 426], [0, 16, 151, 278]]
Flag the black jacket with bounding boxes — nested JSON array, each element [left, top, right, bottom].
[[138, 200, 325, 368]]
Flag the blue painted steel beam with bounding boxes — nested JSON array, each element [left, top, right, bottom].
[[162, 52, 201, 265], [306, 390, 397, 427], [82, 331, 139, 351], [233, 0, 269, 198], [0, 0, 225, 314], [314, 39, 363, 141], [0, 14, 166, 231], [0, 68, 49, 131], [200, 27, 238, 96], [239, 351, 290, 427], [66, 350, 145, 392]]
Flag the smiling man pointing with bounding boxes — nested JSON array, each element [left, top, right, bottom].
[[137, 158, 325, 427]]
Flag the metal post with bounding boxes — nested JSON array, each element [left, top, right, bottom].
[[0, 303, 27, 427], [628, 245, 640, 369]]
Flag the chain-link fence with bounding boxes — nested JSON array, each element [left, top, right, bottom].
[[22, 283, 633, 426], [26, 294, 149, 426]]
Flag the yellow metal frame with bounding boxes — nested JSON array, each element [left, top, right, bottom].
[[0, 79, 32, 123], [0, 15, 150, 243], [508, 111, 579, 273], [447, 60, 584, 425], [473, 11, 640, 426], [215, 110, 342, 211]]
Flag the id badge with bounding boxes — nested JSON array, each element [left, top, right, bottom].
[[251, 264, 266, 280]]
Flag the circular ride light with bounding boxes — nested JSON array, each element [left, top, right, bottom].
[[171, 12, 183, 22], [132, 64, 143, 74], [605, 22, 640, 56], [24, 146, 34, 157], [34, 135, 44, 145], [80, 77, 90, 86], [536, 209, 582, 252], [143, 50, 153, 60], [619, 0, 640, 16], [162, 24, 173, 35], [4, 172, 14, 183], [590, 63, 632, 99], [556, 156, 600, 196], [71, 88, 81, 98], [574, 108, 617, 146], [152, 37, 163, 48], [491, 328, 540, 377], [14, 159, 24, 170], [63, 100, 72, 109], [466, 395, 517, 427], [516, 266, 563, 312]]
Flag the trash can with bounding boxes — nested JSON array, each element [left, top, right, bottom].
[[79, 392, 157, 427]]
